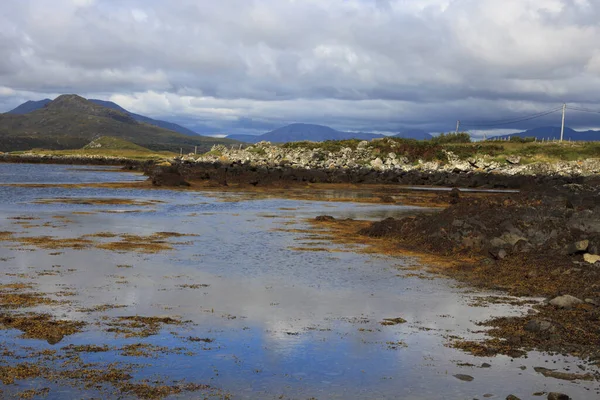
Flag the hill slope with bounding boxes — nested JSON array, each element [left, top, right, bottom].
[[8, 99, 52, 114], [82, 136, 152, 152], [88, 99, 199, 136], [8, 97, 199, 137], [0, 94, 238, 152]]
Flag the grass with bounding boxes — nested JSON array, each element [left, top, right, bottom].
[[446, 141, 600, 162], [11, 147, 175, 161]]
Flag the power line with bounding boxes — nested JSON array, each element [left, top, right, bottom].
[[566, 106, 600, 115], [461, 107, 563, 127], [460, 106, 562, 125]]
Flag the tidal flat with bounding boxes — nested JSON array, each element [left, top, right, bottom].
[[0, 163, 599, 399]]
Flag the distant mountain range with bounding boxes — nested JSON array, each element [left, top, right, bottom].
[[226, 123, 434, 143], [0, 94, 237, 152], [8, 97, 198, 137], [491, 126, 600, 141]]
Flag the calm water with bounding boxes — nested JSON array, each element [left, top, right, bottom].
[[0, 163, 598, 399]]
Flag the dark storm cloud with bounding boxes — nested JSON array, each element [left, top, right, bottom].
[[1, 0, 600, 135]]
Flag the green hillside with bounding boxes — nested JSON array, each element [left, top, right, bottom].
[[0, 94, 238, 153]]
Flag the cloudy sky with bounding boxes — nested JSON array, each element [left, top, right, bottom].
[[1, 0, 600, 136]]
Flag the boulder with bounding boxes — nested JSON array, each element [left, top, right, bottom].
[[523, 319, 554, 333], [370, 158, 384, 170], [549, 295, 583, 309]]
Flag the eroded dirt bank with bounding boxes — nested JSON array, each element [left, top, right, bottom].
[[309, 183, 600, 366]]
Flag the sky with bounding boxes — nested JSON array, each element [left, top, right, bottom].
[[1, 0, 600, 136]]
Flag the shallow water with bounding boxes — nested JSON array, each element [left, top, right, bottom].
[[0, 163, 598, 399]]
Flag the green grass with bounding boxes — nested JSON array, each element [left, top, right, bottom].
[[82, 136, 151, 152], [445, 141, 600, 163]]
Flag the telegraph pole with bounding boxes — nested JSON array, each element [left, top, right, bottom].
[[455, 120, 460, 134], [560, 103, 566, 142]]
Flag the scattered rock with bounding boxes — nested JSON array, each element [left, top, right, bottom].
[[523, 319, 554, 333], [583, 253, 600, 264], [547, 393, 570, 400], [489, 248, 507, 260], [506, 156, 521, 165], [565, 240, 589, 255], [534, 367, 593, 381], [379, 196, 395, 203], [480, 363, 491, 368], [315, 215, 335, 222], [380, 317, 407, 326], [506, 395, 521, 400], [453, 374, 474, 382], [585, 298, 599, 306], [548, 295, 583, 309]]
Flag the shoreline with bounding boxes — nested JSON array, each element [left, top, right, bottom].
[[305, 185, 600, 365]]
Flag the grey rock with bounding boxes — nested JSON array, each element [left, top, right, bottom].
[[453, 374, 474, 382], [585, 298, 599, 306], [547, 393, 570, 400], [524, 319, 554, 333], [565, 240, 589, 255], [506, 156, 521, 165], [489, 248, 507, 260], [549, 295, 583, 309]]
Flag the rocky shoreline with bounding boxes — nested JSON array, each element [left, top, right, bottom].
[[146, 140, 600, 189], [310, 183, 600, 369]]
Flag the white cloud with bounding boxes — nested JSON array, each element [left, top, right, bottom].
[[1, 0, 600, 133]]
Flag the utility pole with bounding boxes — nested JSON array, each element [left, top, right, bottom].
[[194, 146, 197, 155], [455, 120, 460, 134], [560, 103, 566, 142]]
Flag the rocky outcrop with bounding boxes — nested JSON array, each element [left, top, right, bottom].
[[185, 141, 600, 179]]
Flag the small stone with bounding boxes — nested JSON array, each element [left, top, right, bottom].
[[565, 240, 589, 255], [585, 298, 599, 306], [549, 295, 583, 309], [506, 156, 521, 165], [506, 395, 521, 400], [452, 219, 464, 228], [315, 215, 335, 222], [489, 248, 507, 260], [480, 363, 491, 368], [547, 393, 570, 400], [583, 253, 600, 264], [453, 374, 474, 382]]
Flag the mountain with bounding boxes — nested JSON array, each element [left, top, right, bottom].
[[88, 99, 199, 136], [225, 134, 266, 143], [491, 126, 600, 141], [8, 99, 52, 114], [0, 94, 238, 152], [226, 123, 386, 143], [8, 97, 198, 137], [395, 129, 433, 140]]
